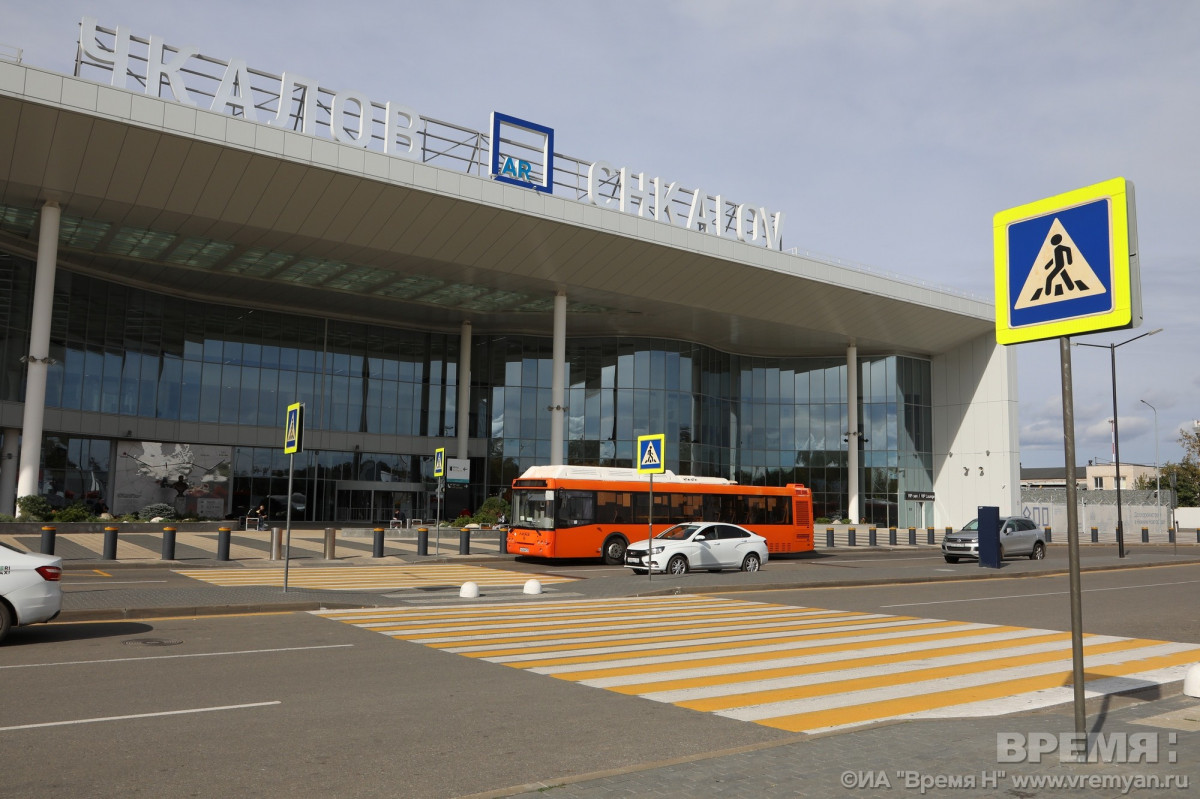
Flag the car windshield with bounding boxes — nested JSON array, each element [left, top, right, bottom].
[[961, 519, 979, 531], [655, 524, 701, 541], [0, 541, 23, 554]]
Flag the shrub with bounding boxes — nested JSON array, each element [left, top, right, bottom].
[[16, 495, 54, 522], [54, 502, 97, 523], [0, 513, 16, 523], [139, 503, 177, 521]]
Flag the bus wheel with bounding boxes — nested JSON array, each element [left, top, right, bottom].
[[667, 554, 689, 575], [602, 536, 628, 565]]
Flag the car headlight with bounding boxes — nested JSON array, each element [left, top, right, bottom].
[[650, 546, 665, 554]]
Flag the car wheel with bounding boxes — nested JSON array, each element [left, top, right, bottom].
[[667, 554, 689, 575], [998, 544, 1005, 560], [944, 555, 959, 563], [1029, 541, 1046, 560], [602, 535, 628, 565], [741, 553, 761, 572], [0, 602, 12, 645]]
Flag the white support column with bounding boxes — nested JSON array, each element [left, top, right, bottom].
[[0, 428, 19, 516], [456, 320, 471, 460], [550, 292, 566, 465], [846, 342, 860, 523], [16, 202, 60, 502]]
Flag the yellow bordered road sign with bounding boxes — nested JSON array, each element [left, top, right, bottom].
[[637, 434, 665, 474], [433, 447, 445, 478], [994, 177, 1141, 345], [283, 402, 303, 454]]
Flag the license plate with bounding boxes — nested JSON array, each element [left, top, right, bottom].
[[519, 547, 529, 553]]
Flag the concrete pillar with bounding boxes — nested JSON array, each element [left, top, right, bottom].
[[846, 342, 860, 523], [0, 428, 19, 516], [456, 320, 471, 460], [17, 202, 60, 502], [550, 291, 566, 465]]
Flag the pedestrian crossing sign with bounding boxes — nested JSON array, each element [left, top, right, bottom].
[[283, 402, 304, 454], [637, 434, 665, 474], [994, 177, 1141, 345], [433, 447, 445, 479]]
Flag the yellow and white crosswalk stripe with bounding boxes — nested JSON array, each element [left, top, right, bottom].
[[176, 564, 576, 591], [315, 595, 1200, 734]]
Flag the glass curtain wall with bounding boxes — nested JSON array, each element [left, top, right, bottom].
[[1, 258, 933, 524]]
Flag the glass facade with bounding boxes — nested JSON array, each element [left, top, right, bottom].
[[0, 255, 933, 526]]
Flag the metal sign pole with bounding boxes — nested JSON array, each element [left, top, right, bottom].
[[283, 452, 294, 592], [1060, 337, 1087, 739], [435, 476, 444, 555], [647, 472, 653, 582]]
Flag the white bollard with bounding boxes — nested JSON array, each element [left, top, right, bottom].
[[523, 578, 543, 595], [1184, 664, 1200, 698], [459, 581, 479, 598]]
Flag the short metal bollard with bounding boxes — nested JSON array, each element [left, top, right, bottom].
[[1090, 526, 1098, 543], [40, 525, 56, 556], [324, 527, 336, 559], [1168, 526, 1175, 544], [373, 527, 385, 558], [162, 526, 177, 560], [1141, 526, 1149, 543], [417, 527, 429, 556], [217, 526, 231, 561], [868, 527, 877, 547], [1044, 526, 1052, 544], [270, 527, 282, 560], [847, 527, 857, 546], [459, 527, 471, 555], [825, 527, 834, 547], [927, 528, 935, 545], [103, 526, 119, 560]]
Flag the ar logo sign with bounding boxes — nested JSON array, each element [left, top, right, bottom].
[[1014, 217, 1106, 309], [489, 112, 554, 194], [499, 156, 534, 183]]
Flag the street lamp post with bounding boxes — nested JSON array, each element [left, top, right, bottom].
[[1074, 327, 1162, 558], [1141, 399, 1160, 534]]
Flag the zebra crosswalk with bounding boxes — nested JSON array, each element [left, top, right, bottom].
[[314, 595, 1200, 734], [175, 564, 577, 591]]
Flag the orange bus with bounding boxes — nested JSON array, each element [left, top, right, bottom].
[[507, 465, 814, 564]]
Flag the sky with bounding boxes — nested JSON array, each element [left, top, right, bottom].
[[4, 0, 1199, 470]]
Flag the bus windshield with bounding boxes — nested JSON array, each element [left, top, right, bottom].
[[512, 490, 555, 530]]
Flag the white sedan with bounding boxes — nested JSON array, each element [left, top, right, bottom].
[[624, 522, 768, 575], [1, 542, 63, 644]]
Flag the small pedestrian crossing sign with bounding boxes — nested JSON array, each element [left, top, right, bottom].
[[433, 447, 445, 478], [283, 402, 304, 454], [994, 177, 1141, 345], [637, 434, 665, 474]]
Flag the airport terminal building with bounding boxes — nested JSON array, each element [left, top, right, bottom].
[[0, 19, 1018, 528]]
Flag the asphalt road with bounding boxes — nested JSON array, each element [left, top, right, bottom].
[[4, 549, 1199, 798]]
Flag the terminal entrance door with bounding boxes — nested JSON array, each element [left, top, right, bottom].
[[333, 480, 426, 524]]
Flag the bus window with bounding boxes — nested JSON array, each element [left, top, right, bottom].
[[556, 490, 596, 528], [512, 490, 554, 530]]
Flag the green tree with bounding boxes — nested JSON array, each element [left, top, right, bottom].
[[1159, 427, 1200, 507]]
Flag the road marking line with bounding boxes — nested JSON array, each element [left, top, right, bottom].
[[0, 644, 353, 670], [63, 580, 169, 586], [880, 578, 1200, 608], [0, 701, 281, 732]]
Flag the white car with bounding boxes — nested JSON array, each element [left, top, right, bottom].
[[1, 542, 63, 644], [625, 522, 768, 575]]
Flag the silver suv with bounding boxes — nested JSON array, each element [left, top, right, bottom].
[[941, 516, 1047, 563]]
